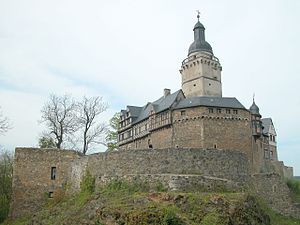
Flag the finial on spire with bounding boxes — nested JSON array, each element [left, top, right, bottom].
[[196, 10, 200, 21], [253, 93, 255, 103]]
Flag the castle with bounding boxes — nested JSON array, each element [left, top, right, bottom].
[[118, 15, 289, 175], [10, 16, 299, 220]]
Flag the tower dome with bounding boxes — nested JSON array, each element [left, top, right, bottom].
[[250, 101, 260, 115], [188, 17, 213, 55]]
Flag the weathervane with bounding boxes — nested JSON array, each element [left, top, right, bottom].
[[196, 10, 200, 21]]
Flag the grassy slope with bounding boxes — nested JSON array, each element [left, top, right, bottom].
[[4, 181, 300, 225]]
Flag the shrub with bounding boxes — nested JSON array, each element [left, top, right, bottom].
[[80, 170, 95, 194], [200, 212, 223, 225], [162, 207, 184, 225], [155, 181, 167, 192], [287, 179, 300, 195], [103, 179, 150, 194]]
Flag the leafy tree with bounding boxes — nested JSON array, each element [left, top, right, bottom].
[[105, 112, 120, 152], [0, 148, 13, 223], [38, 136, 57, 148], [0, 107, 11, 135], [40, 94, 78, 149], [77, 96, 108, 155]]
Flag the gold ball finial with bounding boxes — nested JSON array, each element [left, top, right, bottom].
[[196, 10, 200, 21]]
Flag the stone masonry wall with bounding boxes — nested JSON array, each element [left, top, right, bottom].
[[10, 148, 83, 219], [87, 148, 250, 185], [251, 173, 300, 219], [97, 174, 243, 193], [12, 147, 297, 220]]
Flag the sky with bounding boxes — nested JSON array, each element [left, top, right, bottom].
[[0, 0, 299, 175]]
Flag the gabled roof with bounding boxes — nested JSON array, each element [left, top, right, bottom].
[[121, 90, 247, 126], [262, 118, 276, 135], [127, 106, 142, 118], [175, 96, 246, 110], [133, 90, 183, 124]]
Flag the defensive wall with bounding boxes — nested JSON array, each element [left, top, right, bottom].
[[10, 147, 300, 220]]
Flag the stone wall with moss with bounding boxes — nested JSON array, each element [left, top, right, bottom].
[[87, 148, 250, 184], [10, 147, 298, 220], [251, 173, 300, 219], [10, 148, 83, 219], [10, 147, 249, 219]]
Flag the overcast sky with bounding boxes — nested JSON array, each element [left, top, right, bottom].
[[0, 0, 299, 175]]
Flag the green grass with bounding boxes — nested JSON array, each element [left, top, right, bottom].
[[4, 180, 300, 225], [258, 198, 300, 225], [287, 179, 300, 203]]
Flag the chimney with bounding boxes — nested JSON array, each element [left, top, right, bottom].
[[164, 88, 171, 97]]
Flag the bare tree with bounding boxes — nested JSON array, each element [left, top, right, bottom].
[[77, 96, 108, 154], [40, 94, 78, 149], [0, 107, 11, 135]]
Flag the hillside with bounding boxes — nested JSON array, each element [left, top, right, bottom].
[[4, 181, 300, 225]]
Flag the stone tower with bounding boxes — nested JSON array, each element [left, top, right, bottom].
[[180, 15, 222, 98], [250, 100, 263, 137]]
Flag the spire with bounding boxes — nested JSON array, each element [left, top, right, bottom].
[[188, 13, 213, 55], [197, 10, 200, 21], [249, 96, 261, 116]]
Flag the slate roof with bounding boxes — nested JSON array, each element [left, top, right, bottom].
[[127, 106, 142, 118], [175, 96, 246, 110], [123, 89, 247, 125], [262, 118, 272, 134], [133, 90, 182, 124], [250, 101, 260, 115]]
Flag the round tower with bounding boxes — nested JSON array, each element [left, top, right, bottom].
[[180, 14, 222, 98], [250, 100, 263, 137]]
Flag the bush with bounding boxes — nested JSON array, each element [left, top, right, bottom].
[[162, 207, 184, 225], [287, 179, 300, 194], [80, 170, 95, 194], [103, 179, 150, 194], [286, 179, 300, 203], [155, 181, 167, 192], [200, 212, 223, 225]]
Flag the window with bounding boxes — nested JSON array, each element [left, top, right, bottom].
[[213, 144, 217, 149], [233, 109, 238, 114], [217, 108, 222, 114], [270, 151, 273, 159], [264, 149, 269, 159], [209, 108, 214, 113], [145, 124, 148, 130], [49, 192, 54, 198], [226, 109, 231, 114], [148, 139, 153, 149], [51, 167, 56, 180], [181, 110, 186, 116]]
